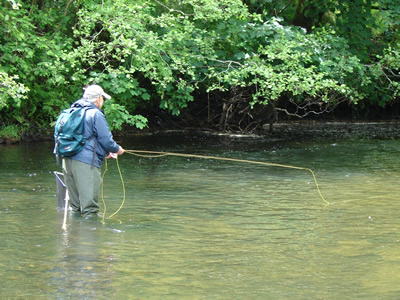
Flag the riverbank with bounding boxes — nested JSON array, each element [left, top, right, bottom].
[[129, 120, 400, 140], [265, 121, 400, 140], [2, 120, 400, 145]]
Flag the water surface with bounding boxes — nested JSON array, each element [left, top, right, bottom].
[[0, 134, 399, 299]]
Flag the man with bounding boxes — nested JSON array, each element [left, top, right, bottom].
[[62, 84, 124, 218]]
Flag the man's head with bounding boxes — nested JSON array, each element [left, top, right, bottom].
[[83, 84, 111, 109], [83, 84, 111, 101]]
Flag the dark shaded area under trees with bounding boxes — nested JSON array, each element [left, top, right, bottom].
[[140, 87, 400, 133]]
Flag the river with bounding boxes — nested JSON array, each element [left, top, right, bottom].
[[0, 132, 399, 299]]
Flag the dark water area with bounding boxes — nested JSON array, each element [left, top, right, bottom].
[[1, 132, 400, 298]]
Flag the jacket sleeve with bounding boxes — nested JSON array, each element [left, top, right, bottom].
[[93, 111, 120, 153]]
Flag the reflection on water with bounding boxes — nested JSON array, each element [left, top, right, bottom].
[[0, 135, 400, 299]]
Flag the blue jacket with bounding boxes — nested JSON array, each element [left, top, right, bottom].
[[70, 99, 120, 168]]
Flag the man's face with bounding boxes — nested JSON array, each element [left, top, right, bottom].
[[95, 96, 104, 109]]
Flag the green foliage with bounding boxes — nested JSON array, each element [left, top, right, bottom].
[[0, 0, 77, 125], [205, 18, 361, 107], [69, 0, 251, 115], [0, 72, 29, 111], [0, 0, 399, 133], [366, 43, 400, 105], [103, 101, 148, 131], [87, 71, 150, 112], [0, 124, 22, 139]]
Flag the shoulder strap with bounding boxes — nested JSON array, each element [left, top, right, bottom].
[[79, 106, 98, 168]]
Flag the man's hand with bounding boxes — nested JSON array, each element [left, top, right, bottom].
[[106, 146, 124, 159], [117, 146, 125, 155], [106, 153, 118, 159]]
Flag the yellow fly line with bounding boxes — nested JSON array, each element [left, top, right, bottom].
[[126, 149, 329, 205], [100, 156, 126, 223], [101, 149, 330, 221]]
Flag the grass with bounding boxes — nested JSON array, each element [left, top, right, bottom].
[[0, 124, 22, 140]]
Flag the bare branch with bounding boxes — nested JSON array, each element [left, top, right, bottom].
[[276, 0, 295, 17], [153, 0, 194, 17], [64, 0, 74, 16], [275, 97, 347, 119]]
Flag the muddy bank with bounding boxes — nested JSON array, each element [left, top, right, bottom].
[[265, 121, 400, 140], [125, 120, 400, 141], [2, 121, 400, 145], [0, 133, 52, 145]]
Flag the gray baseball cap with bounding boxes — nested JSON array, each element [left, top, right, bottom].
[[83, 84, 111, 100]]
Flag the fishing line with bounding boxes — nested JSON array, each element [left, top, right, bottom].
[[100, 158, 109, 223], [100, 156, 126, 223], [125, 149, 330, 206], [109, 156, 126, 218], [100, 149, 329, 221]]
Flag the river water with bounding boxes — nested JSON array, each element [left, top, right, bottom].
[[0, 133, 399, 299]]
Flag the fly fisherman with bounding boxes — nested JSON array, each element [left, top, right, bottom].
[[61, 84, 124, 219]]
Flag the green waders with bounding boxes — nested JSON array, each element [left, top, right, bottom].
[[62, 158, 101, 217]]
